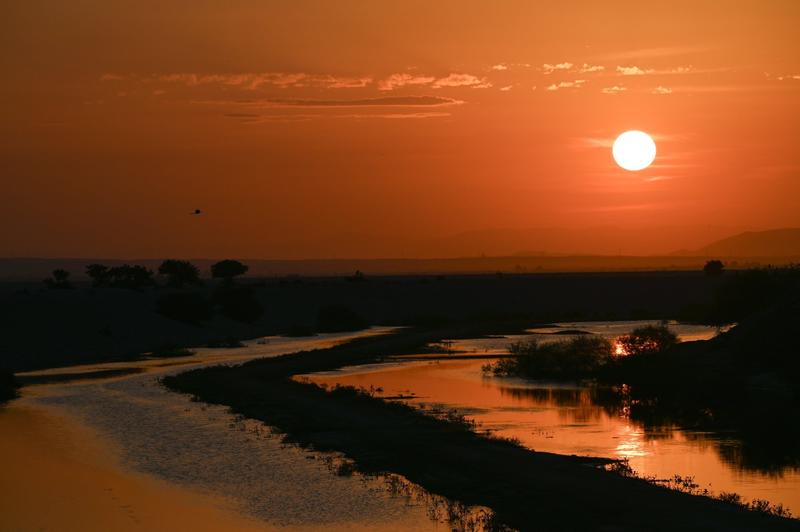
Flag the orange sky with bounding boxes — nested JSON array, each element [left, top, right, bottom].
[[2, 1, 799, 258]]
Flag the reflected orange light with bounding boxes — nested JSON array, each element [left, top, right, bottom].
[[613, 341, 628, 356]]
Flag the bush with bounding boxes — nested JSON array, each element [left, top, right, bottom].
[[316, 305, 369, 333], [491, 336, 613, 379], [156, 292, 213, 324], [616, 324, 678, 357], [703, 259, 725, 276], [43, 269, 73, 289]]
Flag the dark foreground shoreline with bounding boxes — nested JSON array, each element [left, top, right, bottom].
[[163, 327, 799, 532]]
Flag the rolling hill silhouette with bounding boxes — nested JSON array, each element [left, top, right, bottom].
[[678, 228, 800, 257]]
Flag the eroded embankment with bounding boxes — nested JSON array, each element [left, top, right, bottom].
[[163, 327, 800, 532]]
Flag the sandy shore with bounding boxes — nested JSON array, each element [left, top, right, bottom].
[[0, 402, 274, 532]]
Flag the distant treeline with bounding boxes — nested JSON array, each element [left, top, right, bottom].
[[43, 259, 250, 290]]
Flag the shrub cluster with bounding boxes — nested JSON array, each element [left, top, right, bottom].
[[489, 336, 613, 380]]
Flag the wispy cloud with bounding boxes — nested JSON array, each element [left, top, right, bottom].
[[652, 86, 673, 95], [579, 63, 605, 73], [267, 96, 463, 107], [542, 62, 574, 74], [432, 73, 491, 89], [499, 85, 514, 92], [546, 80, 586, 91], [102, 72, 373, 90], [224, 111, 451, 122], [616, 65, 654, 76], [377, 73, 436, 91], [491, 63, 508, 71], [776, 74, 800, 81], [600, 85, 627, 94]]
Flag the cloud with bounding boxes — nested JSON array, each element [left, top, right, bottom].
[[542, 62, 573, 74], [378, 73, 436, 91], [432, 73, 491, 89], [776, 74, 800, 81], [652, 86, 673, 95], [499, 85, 514, 92], [108, 72, 373, 90], [340, 112, 451, 120], [266, 96, 463, 107], [580, 63, 605, 73], [491, 63, 508, 71], [616, 65, 653, 76], [546, 80, 586, 91], [600, 85, 627, 94], [224, 111, 451, 122]]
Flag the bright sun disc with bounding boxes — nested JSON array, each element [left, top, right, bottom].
[[612, 130, 656, 171]]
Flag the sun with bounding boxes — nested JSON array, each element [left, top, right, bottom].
[[612, 130, 656, 171]]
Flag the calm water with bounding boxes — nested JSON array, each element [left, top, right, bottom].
[[3, 329, 442, 531], [306, 321, 800, 514]]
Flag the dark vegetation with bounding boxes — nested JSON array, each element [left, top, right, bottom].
[[316, 304, 370, 332], [489, 336, 613, 379], [0, 369, 19, 403], [210, 259, 248, 283], [491, 266, 800, 475], [85, 263, 155, 290], [43, 268, 73, 289], [704, 259, 725, 276], [149, 345, 195, 358], [0, 271, 726, 371], [163, 326, 798, 531], [158, 259, 202, 288], [155, 292, 213, 324], [615, 323, 679, 356]]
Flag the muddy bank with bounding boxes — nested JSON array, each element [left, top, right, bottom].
[[164, 329, 799, 531]]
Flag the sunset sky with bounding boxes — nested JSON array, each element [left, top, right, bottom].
[[2, 1, 799, 258]]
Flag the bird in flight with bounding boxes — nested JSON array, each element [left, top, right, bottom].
[[191, 209, 203, 215]]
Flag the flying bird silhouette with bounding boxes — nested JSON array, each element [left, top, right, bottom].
[[190, 209, 203, 215]]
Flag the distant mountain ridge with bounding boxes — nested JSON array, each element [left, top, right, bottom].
[[678, 228, 800, 257]]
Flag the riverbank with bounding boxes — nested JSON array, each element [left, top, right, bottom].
[[1, 271, 719, 371], [0, 402, 275, 532], [164, 327, 799, 531], [1, 330, 440, 531]]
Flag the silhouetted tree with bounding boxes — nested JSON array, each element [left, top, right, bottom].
[[44, 269, 73, 289], [211, 260, 248, 284], [158, 259, 202, 288], [704, 260, 725, 277], [107, 264, 155, 290], [86, 263, 110, 287]]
